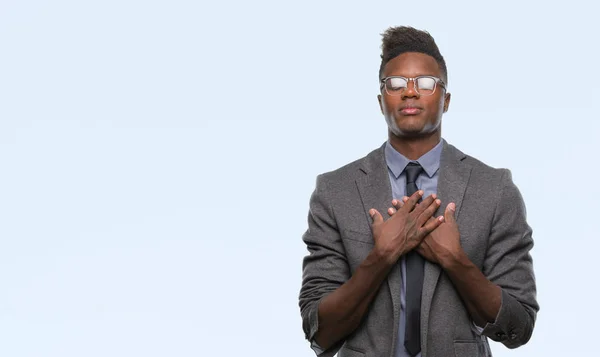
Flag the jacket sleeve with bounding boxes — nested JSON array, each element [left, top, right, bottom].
[[298, 174, 350, 357], [480, 169, 540, 348]]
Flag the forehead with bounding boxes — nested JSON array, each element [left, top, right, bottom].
[[382, 52, 441, 78]]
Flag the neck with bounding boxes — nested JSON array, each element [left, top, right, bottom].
[[388, 130, 441, 160]]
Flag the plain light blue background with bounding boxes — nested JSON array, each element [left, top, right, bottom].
[[1, 0, 598, 356]]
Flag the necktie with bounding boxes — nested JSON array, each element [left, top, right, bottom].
[[404, 162, 425, 356]]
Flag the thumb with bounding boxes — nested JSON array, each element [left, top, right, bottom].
[[445, 202, 456, 223], [369, 209, 383, 226]]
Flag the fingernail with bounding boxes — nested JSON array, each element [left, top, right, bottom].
[[369, 209, 375, 215], [418, 190, 424, 196], [449, 203, 456, 211], [439, 216, 444, 222], [436, 199, 441, 205], [432, 194, 437, 199]]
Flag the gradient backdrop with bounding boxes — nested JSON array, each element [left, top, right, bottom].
[[1, 1, 598, 356]]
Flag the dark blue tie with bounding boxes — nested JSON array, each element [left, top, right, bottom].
[[404, 162, 425, 356]]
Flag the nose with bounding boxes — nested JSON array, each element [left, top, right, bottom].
[[401, 79, 420, 99]]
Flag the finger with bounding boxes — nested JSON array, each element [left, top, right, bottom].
[[418, 215, 444, 237], [420, 216, 436, 228], [387, 207, 397, 216], [444, 202, 456, 223], [392, 197, 408, 210], [402, 196, 419, 208], [417, 198, 441, 226], [402, 190, 424, 212], [412, 193, 437, 216], [369, 209, 383, 225]]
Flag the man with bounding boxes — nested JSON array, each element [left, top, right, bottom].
[[298, 26, 539, 357]]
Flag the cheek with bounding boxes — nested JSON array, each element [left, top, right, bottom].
[[381, 96, 398, 114], [426, 97, 445, 117]]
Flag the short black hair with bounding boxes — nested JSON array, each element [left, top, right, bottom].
[[379, 26, 448, 83]]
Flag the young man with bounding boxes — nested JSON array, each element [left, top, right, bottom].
[[298, 26, 539, 357]]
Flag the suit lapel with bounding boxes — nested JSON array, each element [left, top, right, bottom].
[[420, 140, 471, 357], [355, 144, 402, 344]]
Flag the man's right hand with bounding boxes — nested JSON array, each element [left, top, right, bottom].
[[369, 191, 443, 264]]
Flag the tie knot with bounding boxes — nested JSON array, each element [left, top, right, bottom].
[[404, 162, 424, 184]]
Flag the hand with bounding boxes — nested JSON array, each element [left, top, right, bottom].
[[369, 190, 444, 265], [391, 198, 463, 266]]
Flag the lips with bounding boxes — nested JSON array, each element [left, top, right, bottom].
[[399, 106, 423, 115]]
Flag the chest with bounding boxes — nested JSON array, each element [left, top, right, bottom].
[[335, 181, 494, 273]]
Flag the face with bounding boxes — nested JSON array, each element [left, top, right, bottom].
[[377, 52, 451, 138]]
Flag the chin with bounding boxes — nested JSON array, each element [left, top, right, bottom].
[[388, 117, 440, 138]]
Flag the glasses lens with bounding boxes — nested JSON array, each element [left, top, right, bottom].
[[386, 77, 408, 93], [416, 77, 436, 95]]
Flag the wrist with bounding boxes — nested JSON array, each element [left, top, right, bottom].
[[439, 248, 469, 271], [371, 244, 400, 267]]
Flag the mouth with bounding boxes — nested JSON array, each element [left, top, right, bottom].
[[399, 105, 423, 115]]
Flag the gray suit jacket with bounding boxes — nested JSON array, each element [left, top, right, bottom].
[[299, 140, 539, 357]]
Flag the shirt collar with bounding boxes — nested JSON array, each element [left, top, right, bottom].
[[384, 139, 443, 179]]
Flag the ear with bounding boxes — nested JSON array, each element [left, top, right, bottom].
[[443, 92, 451, 113], [377, 94, 383, 114]]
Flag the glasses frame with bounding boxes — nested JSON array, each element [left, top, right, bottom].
[[380, 75, 447, 96]]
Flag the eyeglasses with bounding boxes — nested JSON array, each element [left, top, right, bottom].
[[380, 76, 446, 96]]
